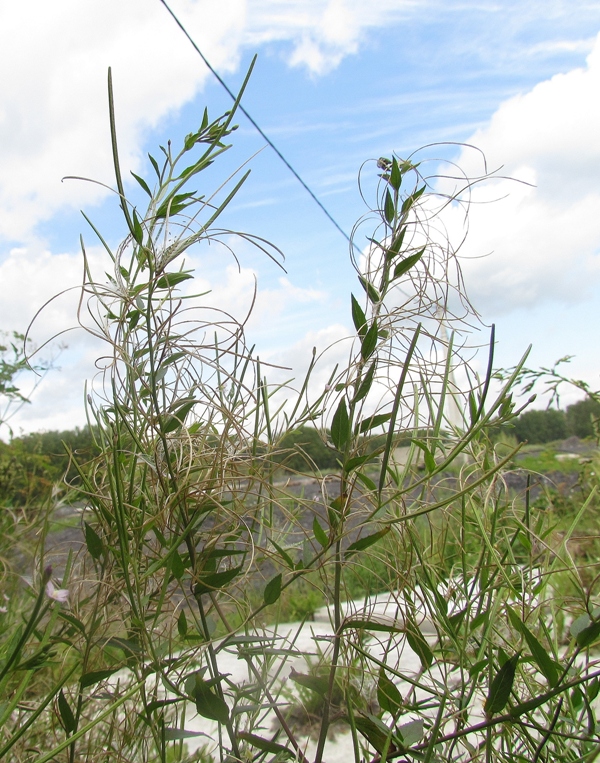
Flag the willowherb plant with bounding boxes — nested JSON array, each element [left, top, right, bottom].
[[2, 63, 600, 763]]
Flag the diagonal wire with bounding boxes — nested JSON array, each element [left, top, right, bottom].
[[159, 0, 357, 251]]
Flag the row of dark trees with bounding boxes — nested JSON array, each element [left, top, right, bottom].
[[0, 395, 597, 505], [511, 396, 600, 444]]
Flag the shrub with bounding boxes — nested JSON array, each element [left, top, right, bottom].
[[566, 396, 600, 439], [513, 407, 568, 443], [2, 65, 600, 763]]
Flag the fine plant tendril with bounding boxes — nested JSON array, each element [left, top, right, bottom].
[[2, 63, 600, 763]]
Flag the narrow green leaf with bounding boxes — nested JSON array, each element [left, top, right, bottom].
[[80, 668, 119, 688], [58, 690, 76, 734], [164, 728, 209, 741], [387, 227, 406, 257], [177, 610, 188, 638], [507, 608, 558, 687], [576, 620, 600, 649], [132, 208, 143, 245], [389, 157, 402, 192], [485, 652, 520, 717], [571, 686, 584, 708], [406, 627, 433, 671], [343, 453, 373, 473], [193, 565, 243, 596], [156, 271, 194, 289], [346, 526, 390, 555], [238, 732, 292, 755], [468, 391, 478, 425], [384, 189, 395, 223], [358, 275, 380, 304], [269, 539, 295, 569], [263, 573, 282, 605], [353, 714, 392, 754], [313, 516, 328, 548], [361, 320, 379, 361], [84, 522, 103, 561], [393, 249, 424, 280], [354, 471, 377, 492], [353, 361, 376, 404], [156, 191, 196, 219], [171, 550, 185, 580], [161, 352, 187, 367], [162, 400, 196, 433], [57, 612, 86, 636], [397, 719, 424, 748], [289, 669, 329, 697], [192, 676, 230, 724], [377, 667, 402, 715], [412, 439, 435, 473], [148, 153, 161, 178], [331, 397, 351, 450], [357, 412, 392, 434], [341, 619, 403, 634], [131, 171, 152, 197], [351, 294, 368, 338], [127, 309, 142, 330]]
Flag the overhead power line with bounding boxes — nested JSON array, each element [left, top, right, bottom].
[[159, 0, 355, 250]]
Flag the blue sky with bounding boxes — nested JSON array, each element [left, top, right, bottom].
[[1, 0, 600, 433]]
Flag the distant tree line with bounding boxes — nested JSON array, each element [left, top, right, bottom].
[[511, 396, 600, 444], [0, 426, 98, 506]]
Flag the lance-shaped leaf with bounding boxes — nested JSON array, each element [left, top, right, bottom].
[[80, 668, 119, 689], [377, 668, 403, 715], [343, 453, 374, 474], [156, 271, 194, 289], [397, 719, 424, 748], [177, 610, 188, 638], [84, 522, 103, 561], [289, 669, 329, 697], [132, 208, 144, 245], [131, 171, 152, 197], [346, 526, 390, 556], [238, 731, 292, 756], [164, 728, 210, 741], [357, 412, 392, 435], [331, 398, 351, 450], [58, 690, 77, 734], [353, 361, 376, 404], [351, 294, 368, 338], [389, 158, 402, 192], [190, 674, 230, 724], [263, 573, 282, 605], [406, 625, 433, 671], [571, 606, 600, 648], [485, 652, 520, 718], [313, 516, 328, 548], [193, 565, 243, 596], [358, 275, 380, 305], [384, 189, 395, 223], [156, 191, 196, 219], [392, 248, 424, 280], [411, 438, 436, 473], [361, 320, 379, 361], [354, 714, 395, 754], [507, 608, 558, 687]]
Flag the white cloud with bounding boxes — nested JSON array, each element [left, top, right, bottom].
[[442, 32, 600, 313], [0, 0, 413, 243], [0, 240, 331, 433]]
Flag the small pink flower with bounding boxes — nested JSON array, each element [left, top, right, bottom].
[[45, 581, 69, 603]]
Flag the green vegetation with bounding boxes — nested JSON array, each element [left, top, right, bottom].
[[1, 66, 600, 763], [512, 396, 600, 443]]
